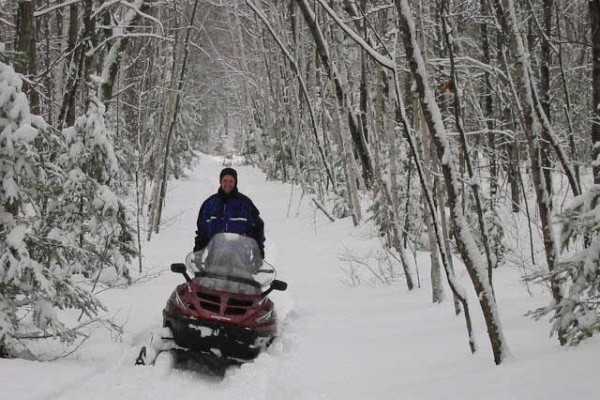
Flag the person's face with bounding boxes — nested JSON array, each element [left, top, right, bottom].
[[220, 175, 235, 194]]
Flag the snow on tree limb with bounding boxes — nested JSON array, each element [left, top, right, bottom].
[[33, 0, 84, 18], [110, 0, 165, 37], [314, 0, 394, 70], [97, 0, 146, 103]]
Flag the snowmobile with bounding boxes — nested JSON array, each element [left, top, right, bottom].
[[135, 233, 287, 367]]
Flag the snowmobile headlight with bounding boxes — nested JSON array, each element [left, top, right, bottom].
[[255, 310, 273, 324]]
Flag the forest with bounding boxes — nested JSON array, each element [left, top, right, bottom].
[[1, 0, 599, 367]]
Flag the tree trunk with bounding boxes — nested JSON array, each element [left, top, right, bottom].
[[480, 0, 497, 201], [556, 6, 580, 186], [359, 0, 370, 146], [82, 0, 96, 111], [435, 171, 462, 315], [508, 141, 521, 212], [43, 0, 53, 125], [592, 0, 600, 183], [440, 5, 495, 293], [57, 4, 80, 128], [332, 96, 362, 226], [14, 1, 38, 113], [540, 0, 554, 211], [417, 102, 443, 302]]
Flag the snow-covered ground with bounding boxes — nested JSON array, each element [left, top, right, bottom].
[[2, 154, 599, 400]]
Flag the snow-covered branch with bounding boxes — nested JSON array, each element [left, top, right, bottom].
[[86, 33, 166, 58], [315, 0, 394, 70], [33, 0, 84, 17]]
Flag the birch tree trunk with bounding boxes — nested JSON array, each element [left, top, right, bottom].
[[435, 169, 462, 315], [440, 5, 495, 293], [332, 97, 361, 226], [417, 103, 444, 302], [359, 0, 370, 147], [540, 0, 554, 211], [480, 0, 497, 201], [411, 0, 444, 301]]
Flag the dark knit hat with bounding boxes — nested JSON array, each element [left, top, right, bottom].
[[219, 167, 237, 184]]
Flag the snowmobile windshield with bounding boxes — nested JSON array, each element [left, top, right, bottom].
[[185, 233, 274, 295]]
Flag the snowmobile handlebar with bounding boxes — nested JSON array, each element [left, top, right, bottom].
[[171, 262, 287, 297]]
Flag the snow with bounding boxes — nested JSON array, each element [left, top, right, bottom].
[[46, 228, 68, 245], [93, 185, 120, 214], [1, 154, 599, 399], [6, 224, 27, 249], [2, 175, 18, 201]]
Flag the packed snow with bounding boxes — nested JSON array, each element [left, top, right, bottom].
[[1, 154, 599, 400]]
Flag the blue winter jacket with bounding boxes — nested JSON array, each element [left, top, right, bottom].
[[194, 188, 265, 257]]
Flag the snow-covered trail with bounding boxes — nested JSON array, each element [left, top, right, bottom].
[[2, 154, 600, 400]]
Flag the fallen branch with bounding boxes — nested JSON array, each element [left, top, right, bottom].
[[312, 198, 335, 222]]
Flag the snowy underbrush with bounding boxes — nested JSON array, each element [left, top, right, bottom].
[[339, 245, 402, 287], [7, 265, 167, 362]]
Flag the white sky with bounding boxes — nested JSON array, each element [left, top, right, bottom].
[[1, 153, 599, 400]]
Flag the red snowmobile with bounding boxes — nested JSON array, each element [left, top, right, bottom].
[[135, 233, 287, 366]]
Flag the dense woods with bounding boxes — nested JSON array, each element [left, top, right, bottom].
[[1, 0, 599, 365]]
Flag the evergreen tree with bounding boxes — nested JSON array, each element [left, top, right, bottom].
[[0, 63, 103, 357], [57, 98, 136, 281], [531, 186, 600, 345]]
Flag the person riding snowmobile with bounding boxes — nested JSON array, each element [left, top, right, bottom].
[[194, 168, 265, 267]]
